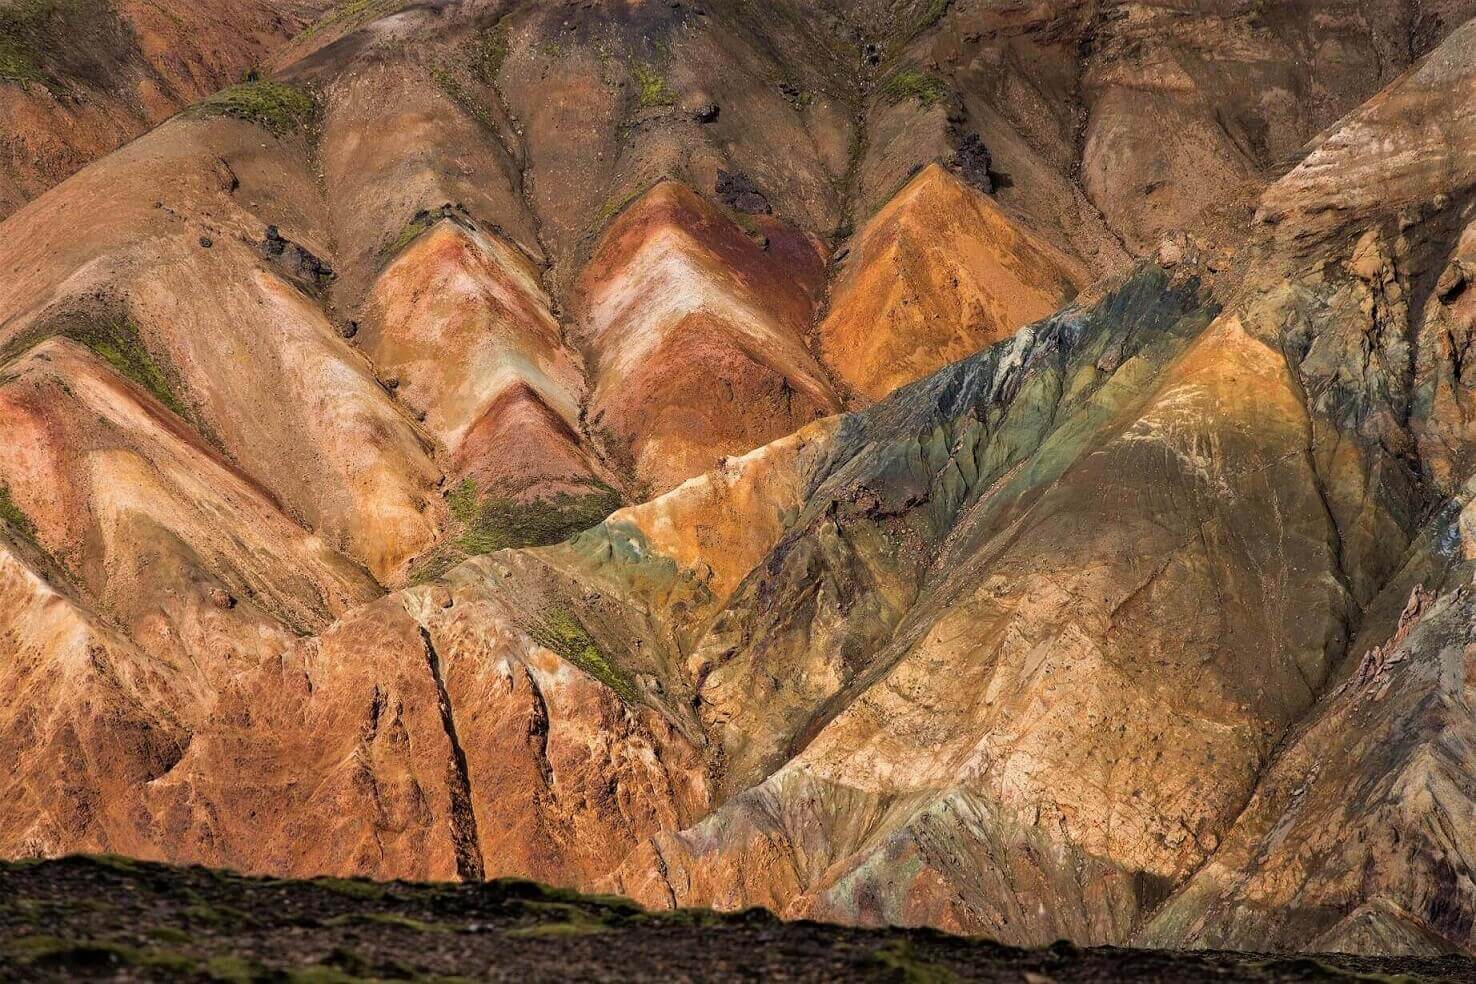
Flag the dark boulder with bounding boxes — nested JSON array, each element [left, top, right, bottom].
[[716, 169, 771, 215]]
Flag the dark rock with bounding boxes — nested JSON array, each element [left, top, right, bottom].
[[258, 224, 334, 292], [692, 102, 720, 123], [1438, 262, 1468, 302], [716, 169, 771, 214], [339, 320, 359, 340], [952, 133, 993, 194], [199, 236, 213, 248]]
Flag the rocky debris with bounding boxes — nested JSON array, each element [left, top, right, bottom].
[[1355, 585, 1429, 686], [1437, 260, 1468, 302], [411, 203, 476, 231], [715, 169, 771, 214], [261, 224, 335, 292], [680, 90, 720, 123], [951, 133, 992, 193]]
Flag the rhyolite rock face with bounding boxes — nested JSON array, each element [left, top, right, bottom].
[[5, 0, 1476, 964]]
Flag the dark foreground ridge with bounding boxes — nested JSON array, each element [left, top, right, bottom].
[[0, 858, 1471, 983]]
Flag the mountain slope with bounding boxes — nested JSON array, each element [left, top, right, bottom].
[[5, 0, 1476, 965], [0, 0, 329, 218]]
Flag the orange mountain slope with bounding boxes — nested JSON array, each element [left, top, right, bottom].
[[4, 0, 1476, 966]]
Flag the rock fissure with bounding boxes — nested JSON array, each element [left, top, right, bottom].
[[417, 625, 485, 881]]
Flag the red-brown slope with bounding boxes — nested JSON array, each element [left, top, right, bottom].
[[574, 181, 839, 494], [359, 219, 605, 502], [819, 163, 1085, 400], [0, 0, 329, 218]]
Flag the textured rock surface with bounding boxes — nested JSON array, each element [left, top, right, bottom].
[[7, 0, 1476, 967]]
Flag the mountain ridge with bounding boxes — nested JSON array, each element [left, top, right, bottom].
[[4, 0, 1476, 965]]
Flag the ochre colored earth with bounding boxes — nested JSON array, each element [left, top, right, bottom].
[[4, 0, 1476, 975]]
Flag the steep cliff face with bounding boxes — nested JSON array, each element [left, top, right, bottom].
[[5, 0, 1476, 964]]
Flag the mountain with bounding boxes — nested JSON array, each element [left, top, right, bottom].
[[3, 0, 1476, 965]]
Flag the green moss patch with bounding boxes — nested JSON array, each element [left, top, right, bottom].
[[412, 480, 621, 584], [325, 912, 448, 933], [66, 318, 190, 419], [193, 80, 316, 136], [595, 186, 645, 230], [868, 941, 958, 983], [451, 479, 621, 555], [470, 23, 509, 86], [530, 608, 640, 705], [310, 877, 385, 901], [630, 60, 672, 108], [296, 0, 390, 40], [0, 484, 35, 542], [383, 215, 436, 259], [0, 0, 79, 87], [4, 935, 195, 975], [907, 0, 950, 40], [431, 66, 496, 131], [882, 67, 948, 106], [507, 920, 608, 938]]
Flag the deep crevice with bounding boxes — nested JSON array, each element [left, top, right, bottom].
[[522, 664, 555, 790], [418, 625, 485, 881]]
